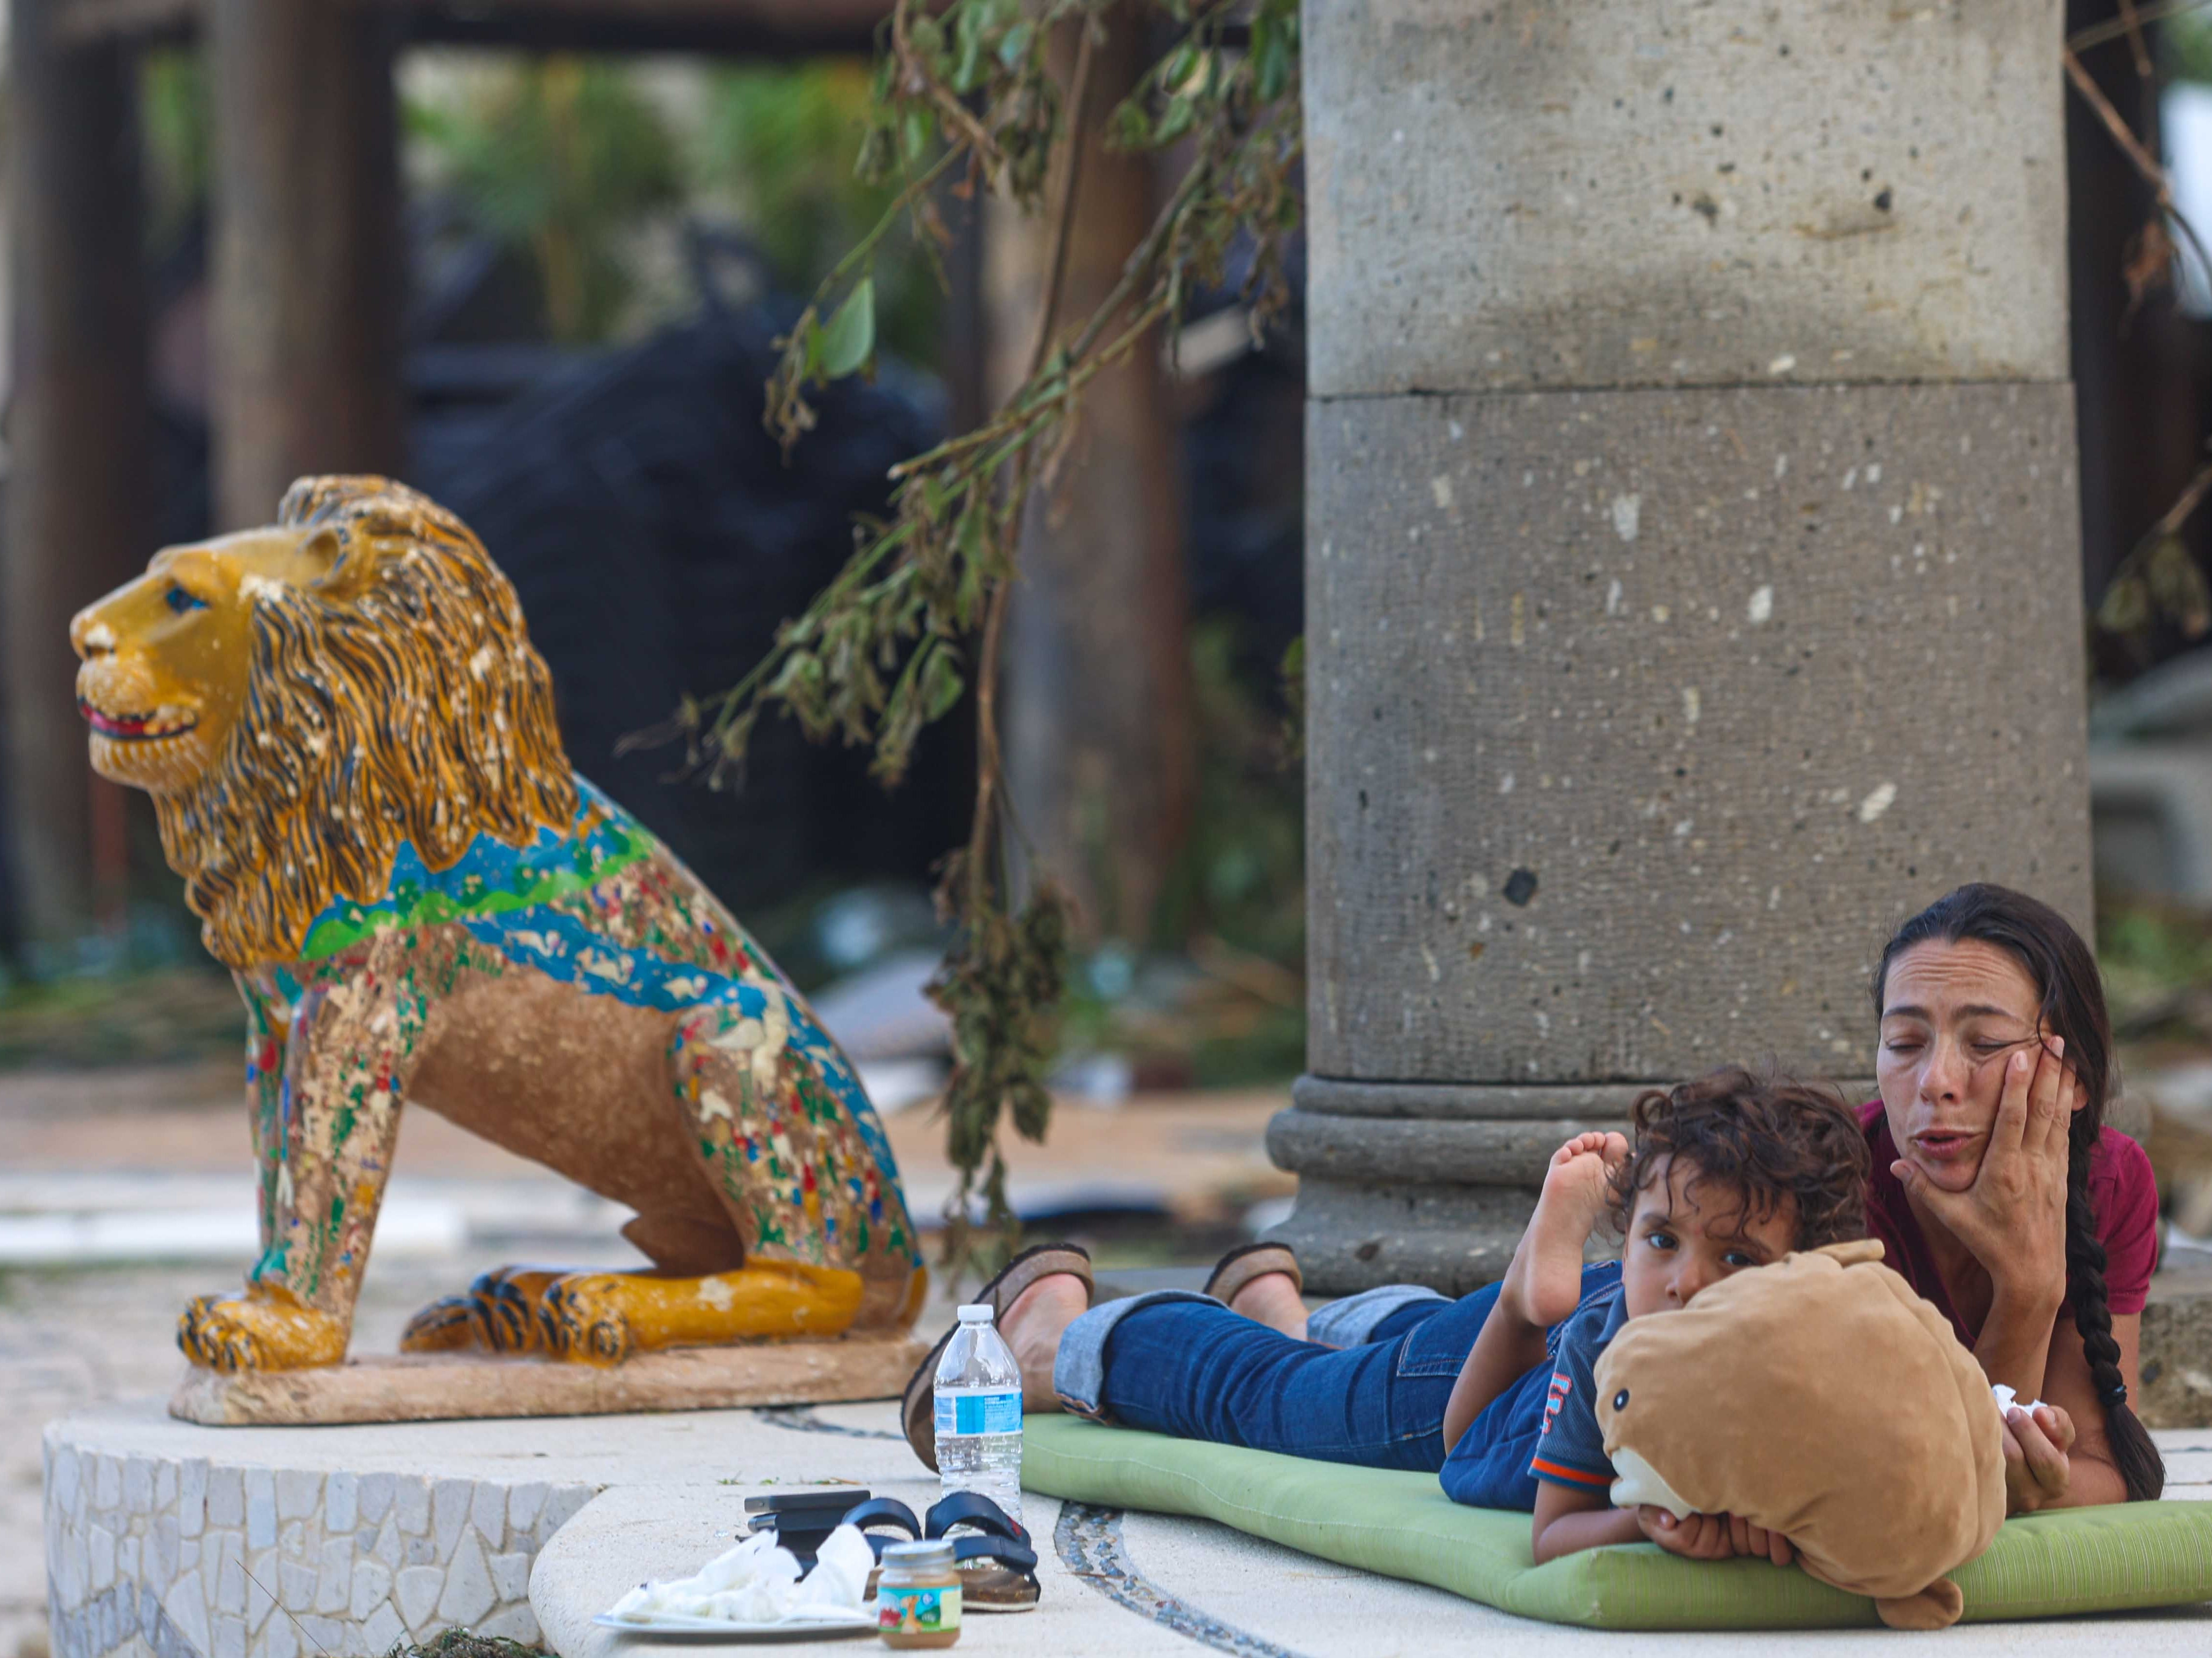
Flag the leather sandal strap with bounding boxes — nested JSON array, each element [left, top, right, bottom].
[[924, 1490, 1032, 1547], [840, 1496, 922, 1538], [949, 1533, 1038, 1573], [1203, 1240, 1303, 1304]]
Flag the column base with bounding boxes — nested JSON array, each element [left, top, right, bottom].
[[1262, 1174, 1540, 1298], [1268, 1075, 1874, 1296]]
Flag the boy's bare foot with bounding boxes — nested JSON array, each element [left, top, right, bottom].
[[1227, 1272, 1309, 1342], [1499, 1130, 1629, 1329], [999, 1271, 1090, 1412]]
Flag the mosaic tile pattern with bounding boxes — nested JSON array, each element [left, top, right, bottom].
[[44, 1430, 595, 1658]]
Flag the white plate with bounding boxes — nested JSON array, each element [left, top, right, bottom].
[[592, 1609, 875, 1642]]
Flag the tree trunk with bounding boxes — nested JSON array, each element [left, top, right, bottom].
[[209, 0, 407, 531], [2, 0, 152, 951], [995, 4, 1194, 946]]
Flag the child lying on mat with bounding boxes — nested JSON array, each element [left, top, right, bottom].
[[1458, 1073, 1873, 1563], [949, 1070, 1873, 1571]]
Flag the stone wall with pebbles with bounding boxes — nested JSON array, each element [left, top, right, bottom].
[[45, 1424, 596, 1658]]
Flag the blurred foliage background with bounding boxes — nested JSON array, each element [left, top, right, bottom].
[[136, 48, 945, 352], [32, 41, 2212, 1094], [7, 45, 1309, 1098]]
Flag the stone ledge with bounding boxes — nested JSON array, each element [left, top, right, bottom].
[[43, 1397, 925, 1658], [1266, 1109, 1627, 1187], [44, 1406, 602, 1658], [1288, 1076, 1872, 1121], [2142, 1268, 2212, 1430], [171, 1332, 929, 1427]]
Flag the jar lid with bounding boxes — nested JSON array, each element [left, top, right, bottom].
[[881, 1539, 956, 1569]]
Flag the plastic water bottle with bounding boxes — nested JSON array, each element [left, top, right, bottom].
[[934, 1303, 1024, 1523]]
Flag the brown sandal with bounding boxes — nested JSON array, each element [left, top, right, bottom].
[[1203, 1240, 1302, 1309], [899, 1242, 1094, 1472]]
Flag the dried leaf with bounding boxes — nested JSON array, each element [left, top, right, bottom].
[[2098, 571, 2153, 635], [2121, 214, 2175, 328], [2147, 534, 2212, 638]]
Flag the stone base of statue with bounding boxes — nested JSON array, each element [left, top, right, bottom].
[[170, 1331, 929, 1428], [48, 1401, 593, 1658]]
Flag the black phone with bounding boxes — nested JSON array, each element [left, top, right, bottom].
[[741, 1488, 870, 1568], [741, 1488, 870, 1518]]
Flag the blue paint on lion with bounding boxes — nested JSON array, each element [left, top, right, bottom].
[[286, 775, 912, 1259]]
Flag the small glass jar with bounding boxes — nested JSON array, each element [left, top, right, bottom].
[[876, 1539, 961, 1649]]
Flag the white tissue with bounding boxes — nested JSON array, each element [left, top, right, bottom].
[[606, 1524, 872, 1624], [1991, 1384, 2047, 1419], [794, 1524, 875, 1610]]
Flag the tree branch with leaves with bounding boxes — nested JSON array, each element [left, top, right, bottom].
[[644, 0, 1302, 1272]]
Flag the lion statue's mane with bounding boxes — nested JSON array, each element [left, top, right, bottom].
[[158, 475, 578, 969]]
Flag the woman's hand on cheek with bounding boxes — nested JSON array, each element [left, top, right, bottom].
[[1891, 1040, 2074, 1306], [2003, 1402, 2075, 1514]]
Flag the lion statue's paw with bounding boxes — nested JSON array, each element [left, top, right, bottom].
[[179, 1285, 349, 1373], [396, 1296, 481, 1355], [400, 1266, 561, 1356], [540, 1273, 634, 1365]]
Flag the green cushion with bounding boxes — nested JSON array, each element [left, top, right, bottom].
[[1022, 1415, 2212, 1628]]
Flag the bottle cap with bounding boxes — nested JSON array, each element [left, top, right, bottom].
[[881, 1539, 956, 1570], [956, 1303, 995, 1324]]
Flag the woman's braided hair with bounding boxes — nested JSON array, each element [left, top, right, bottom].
[[1873, 883, 2164, 1503]]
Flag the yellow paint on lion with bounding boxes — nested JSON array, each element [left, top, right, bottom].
[[547, 1263, 867, 1365], [71, 476, 575, 969], [898, 1262, 931, 1328], [178, 1281, 351, 1374]]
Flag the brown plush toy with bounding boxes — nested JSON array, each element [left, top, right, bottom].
[[1594, 1239, 2006, 1630]]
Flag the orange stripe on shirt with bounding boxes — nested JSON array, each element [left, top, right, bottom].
[[1529, 1457, 1612, 1488]]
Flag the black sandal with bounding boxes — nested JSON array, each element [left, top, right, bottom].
[[924, 1491, 1031, 1548], [924, 1492, 1041, 1614], [839, 1496, 923, 1560], [898, 1241, 1094, 1473], [842, 1493, 1041, 1612]]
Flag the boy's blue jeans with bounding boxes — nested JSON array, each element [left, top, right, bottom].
[[1051, 1264, 1620, 1511]]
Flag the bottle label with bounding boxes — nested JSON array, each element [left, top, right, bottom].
[[877, 1583, 961, 1635], [935, 1387, 1022, 1437]]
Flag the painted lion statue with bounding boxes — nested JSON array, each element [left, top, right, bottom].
[[71, 475, 924, 1374]]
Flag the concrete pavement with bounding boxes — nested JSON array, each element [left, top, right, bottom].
[[532, 1399, 2212, 1658]]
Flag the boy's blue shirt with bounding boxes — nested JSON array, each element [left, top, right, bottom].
[[1526, 1278, 1632, 1492], [1434, 1274, 1631, 1505]]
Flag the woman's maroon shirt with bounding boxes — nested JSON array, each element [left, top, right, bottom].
[[1856, 1101, 2159, 1346]]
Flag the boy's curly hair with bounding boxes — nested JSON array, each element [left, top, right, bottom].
[[1607, 1067, 1870, 1249]]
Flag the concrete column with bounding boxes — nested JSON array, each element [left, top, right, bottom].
[[1275, 0, 2093, 1293]]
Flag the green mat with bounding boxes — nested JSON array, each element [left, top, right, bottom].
[[1022, 1415, 2212, 1629]]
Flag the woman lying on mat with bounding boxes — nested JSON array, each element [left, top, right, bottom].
[[902, 881, 2160, 1561], [1853, 883, 2161, 1511], [909, 1069, 1870, 1564]]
